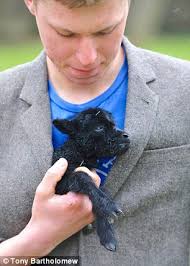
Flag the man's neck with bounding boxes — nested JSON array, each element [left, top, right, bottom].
[[47, 46, 124, 104]]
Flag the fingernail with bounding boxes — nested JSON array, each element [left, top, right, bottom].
[[57, 158, 67, 167]]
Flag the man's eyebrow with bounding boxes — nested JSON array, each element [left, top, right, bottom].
[[54, 19, 123, 34]]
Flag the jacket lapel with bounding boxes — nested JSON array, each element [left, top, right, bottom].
[[104, 37, 159, 198], [19, 52, 53, 176]]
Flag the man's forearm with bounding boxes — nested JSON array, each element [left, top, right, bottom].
[[0, 227, 48, 265]]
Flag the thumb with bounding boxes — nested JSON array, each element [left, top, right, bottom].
[[36, 158, 68, 198], [75, 166, 101, 187]]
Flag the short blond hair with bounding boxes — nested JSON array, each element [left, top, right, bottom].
[[36, 0, 130, 9], [55, 0, 102, 8]]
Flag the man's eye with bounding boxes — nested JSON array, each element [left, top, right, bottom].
[[97, 31, 113, 36], [56, 31, 74, 38], [97, 27, 116, 36]]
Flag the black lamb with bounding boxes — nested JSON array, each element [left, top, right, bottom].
[[52, 107, 130, 251]]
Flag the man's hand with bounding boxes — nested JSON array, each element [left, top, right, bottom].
[[20, 158, 101, 256], [0, 158, 100, 259]]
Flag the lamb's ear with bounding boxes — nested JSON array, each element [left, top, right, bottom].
[[53, 119, 75, 135]]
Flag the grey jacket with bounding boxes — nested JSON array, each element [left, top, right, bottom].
[[0, 37, 190, 266]]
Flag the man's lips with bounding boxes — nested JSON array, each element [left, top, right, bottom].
[[72, 67, 97, 72], [69, 66, 100, 78]]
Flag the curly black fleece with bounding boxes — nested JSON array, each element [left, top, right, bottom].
[[52, 107, 130, 251]]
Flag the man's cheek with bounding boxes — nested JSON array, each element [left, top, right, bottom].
[[45, 42, 64, 62]]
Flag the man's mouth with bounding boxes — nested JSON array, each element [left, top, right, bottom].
[[72, 67, 97, 72], [69, 66, 100, 78]]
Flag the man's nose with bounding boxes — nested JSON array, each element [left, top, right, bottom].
[[76, 37, 98, 66]]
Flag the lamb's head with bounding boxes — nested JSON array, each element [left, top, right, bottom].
[[53, 108, 130, 158]]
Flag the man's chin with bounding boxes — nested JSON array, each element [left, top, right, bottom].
[[63, 72, 102, 86]]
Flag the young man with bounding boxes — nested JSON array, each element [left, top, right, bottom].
[[0, 0, 190, 265]]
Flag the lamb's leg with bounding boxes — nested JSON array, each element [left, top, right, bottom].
[[96, 215, 117, 251], [67, 171, 123, 219]]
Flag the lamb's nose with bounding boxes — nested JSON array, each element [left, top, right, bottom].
[[123, 133, 128, 138]]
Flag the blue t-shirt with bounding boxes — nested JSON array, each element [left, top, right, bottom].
[[48, 46, 128, 185]]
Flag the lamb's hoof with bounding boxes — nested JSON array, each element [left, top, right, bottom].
[[116, 208, 125, 216], [104, 242, 116, 252], [108, 217, 115, 224], [110, 207, 125, 220]]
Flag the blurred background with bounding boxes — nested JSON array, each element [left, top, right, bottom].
[[0, 0, 190, 71]]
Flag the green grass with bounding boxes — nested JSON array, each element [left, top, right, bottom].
[[0, 40, 42, 71], [0, 35, 189, 71], [140, 35, 190, 61]]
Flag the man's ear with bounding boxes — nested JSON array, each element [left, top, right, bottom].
[[24, 0, 37, 16], [53, 119, 75, 135]]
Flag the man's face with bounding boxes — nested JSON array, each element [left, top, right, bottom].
[[25, 0, 129, 86]]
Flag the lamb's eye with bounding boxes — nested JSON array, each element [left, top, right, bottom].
[[95, 125, 104, 133]]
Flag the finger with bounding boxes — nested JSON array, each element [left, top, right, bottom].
[[74, 166, 101, 187], [36, 158, 68, 198], [66, 192, 95, 222]]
